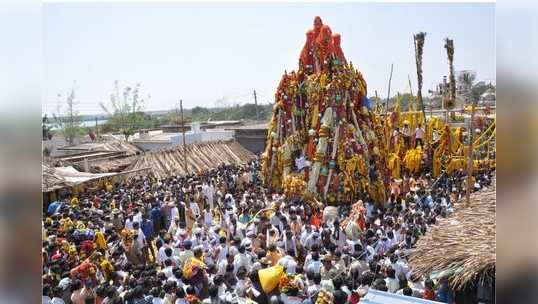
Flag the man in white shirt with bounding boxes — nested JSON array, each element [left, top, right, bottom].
[[124, 214, 135, 230], [305, 251, 322, 274], [270, 211, 283, 232], [203, 181, 216, 210], [365, 201, 375, 218], [132, 222, 146, 250], [415, 123, 425, 148], [277, 249, 298, 275], [406, 272, 425, 298], [189, 199, 201, 220], [216, 237, 229, 262], [282, 230, 298, 257], [168, 216, 180, 237], [305, 232, 322, 251], [393, 251, 410, 281], [161, 259, 175, 278], [133, 207, 143, 224], [178, 240, 194, 266], [170, 202, 180, 224], [320, 255, 334, 280], [385, 268, 399, 293], [233, 246, 252, 274], [203, 205, 214, 228], [306, 273, 322, 299], [217, 253, 235, 276], [300, 225, 313, 248], [157, 238, 173, 264]]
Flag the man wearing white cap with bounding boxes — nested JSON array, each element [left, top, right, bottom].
[[241, 230, 255, 249]]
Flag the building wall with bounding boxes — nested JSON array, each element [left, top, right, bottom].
[[134, 130, 235, 151], [201, 130, 234, 142], [233, 129, 267, 154], [132, 141, 174, 151]]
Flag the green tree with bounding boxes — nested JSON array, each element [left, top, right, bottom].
[[399, 93, 414, 110], [99, 81, 148, 141], [191, 106, 211, 121], [471, 82, 495, 102], [53, 89, 85, 145]]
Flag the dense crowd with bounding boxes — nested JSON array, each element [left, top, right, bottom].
[[43, 157, 494, 304]]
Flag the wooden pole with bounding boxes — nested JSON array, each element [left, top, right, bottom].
[[430, 97, 433, 119], [386, 63, 394, 111], [95, 117, 99, 139], [407, 74, 414, 111], [180, 99, 188, 174], [374, 90, 379, 113], [466, 102, 475, 206], [253, 89, 259, 121]]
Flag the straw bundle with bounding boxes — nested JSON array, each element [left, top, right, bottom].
[[125, 140, 255, 180], [408, 178, 496, 291]]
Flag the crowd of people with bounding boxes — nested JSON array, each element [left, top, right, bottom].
[[43, 157, 494, 304]]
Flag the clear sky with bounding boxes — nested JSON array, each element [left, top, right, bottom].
[[43, 2, 495, 115]]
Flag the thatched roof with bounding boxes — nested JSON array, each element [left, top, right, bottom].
[[99, 140, 141, 156], [125, 140, 255, 180], [42, 164, 73, 192], [408, 179, 496, 290], [57, 139, 142, 156], [87, 156, 138, 173]]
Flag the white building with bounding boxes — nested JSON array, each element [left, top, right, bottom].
[[132, 122, 234, 151]]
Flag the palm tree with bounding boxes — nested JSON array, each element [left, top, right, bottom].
[[444, 38, 456, 109], [458, 71, 476, 104], [414, 32, 427, 121]]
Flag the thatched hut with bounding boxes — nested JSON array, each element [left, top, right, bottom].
[[408, 179, 495, 302], [125, 140, 256, 180], [42, 164, 73, 193]]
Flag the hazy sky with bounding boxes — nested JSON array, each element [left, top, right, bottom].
[[43, 2, 495, 115]]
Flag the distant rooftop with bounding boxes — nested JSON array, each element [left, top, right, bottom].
[[225, 123, 268, 130]]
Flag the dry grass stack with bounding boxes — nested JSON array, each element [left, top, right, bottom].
[[125, 140, 255, 180], [408, 179, 496, 291]]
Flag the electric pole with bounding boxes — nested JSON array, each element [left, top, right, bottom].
[[253, 89, 259, 121], [180, 99, 188, 174]]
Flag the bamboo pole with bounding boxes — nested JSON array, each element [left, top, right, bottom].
[[407, 74, 414, 111], [466, 103, 475, 206], [386, 64, 394, 112]]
